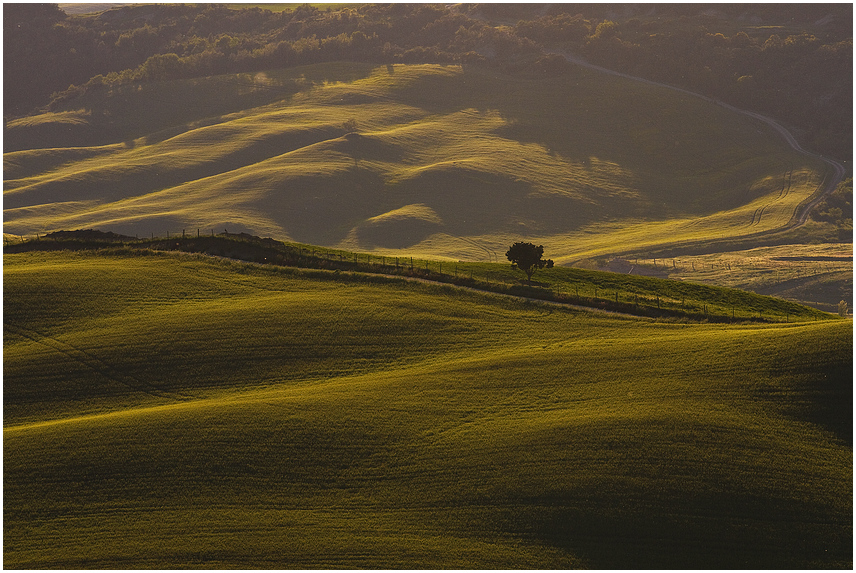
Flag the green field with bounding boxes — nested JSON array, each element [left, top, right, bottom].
[[4, 231, 834, 323], [4, 250, 852, 568], [4, 61, 829, 261]]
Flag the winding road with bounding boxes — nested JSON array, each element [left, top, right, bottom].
[[549, 49, 846, 239]]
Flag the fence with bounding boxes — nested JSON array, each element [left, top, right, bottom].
[[5, 230, 839, 322]]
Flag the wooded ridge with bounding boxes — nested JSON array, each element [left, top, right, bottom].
[[5, 3, 852, 159]]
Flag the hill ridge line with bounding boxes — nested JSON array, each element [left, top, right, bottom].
[[116, 248, 663, 320], [139, 248, 826, 323]]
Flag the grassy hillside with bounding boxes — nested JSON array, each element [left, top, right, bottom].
[[621, 242, 852, 313], [4, 250, 851, 568], [4, 61, 828, 261], [4, 231, 833, 322]]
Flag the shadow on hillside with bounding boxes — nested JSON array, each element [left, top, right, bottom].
[[2, 125, 350, 211], [328, 133, 406, 163], [754, 273, 853, 313], [10, 65, 377, 151], [393, 63, 611, 167], [355, 218, 443, 249], [394, 63, 795, 216], [770, 361, 853, 447], [266, 168, 389, 246], [392, 167, 531, 236], [530, 490, 850, 569]]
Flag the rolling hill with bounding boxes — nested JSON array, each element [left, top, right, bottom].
[[4, 61, 832, 262], [4, 249, 852, 568], [5, 6, 851, 569]]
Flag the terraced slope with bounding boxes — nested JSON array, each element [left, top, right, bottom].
[[4, 251, 852, 568], [4, 62, 828, 261]]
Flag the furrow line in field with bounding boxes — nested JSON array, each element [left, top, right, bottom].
[[4, 322, 192, 402], [448, 233, 498, 262], [777, 169, 791, 200], [749, 208, 760, 227], [784, 169, 792, 199], [755, 205, 766, 226]]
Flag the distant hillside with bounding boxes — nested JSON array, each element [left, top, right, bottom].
[[5, 3, 851, 159], [3, 61, 830, 262]]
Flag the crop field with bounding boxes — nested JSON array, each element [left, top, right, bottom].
[[4, 250, 852, 568], [4, 61, 828, 261], [4, 232, 833, 323], [225, 3, 361, 11], [622, 243, 853, 313]]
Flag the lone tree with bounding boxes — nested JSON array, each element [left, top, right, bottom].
[[506, 242, 554, 284]]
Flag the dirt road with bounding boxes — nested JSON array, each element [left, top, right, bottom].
[[549, 50, 846, 228]]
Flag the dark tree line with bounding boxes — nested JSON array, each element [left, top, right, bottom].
[[509, 4, 852, 159], [810, 178, 853, 241], [4, 3, 851, 159]]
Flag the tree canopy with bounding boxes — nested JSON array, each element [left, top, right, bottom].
[[506, 242, 554, 284]]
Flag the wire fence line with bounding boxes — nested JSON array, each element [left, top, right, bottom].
[[5, 230, 839, 322]]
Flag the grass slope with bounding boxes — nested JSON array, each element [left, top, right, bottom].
[[4, 61, 827, 260], [4, 250, 852, 568], [5, 231, 834, 322], [624, 242, 852, 313]]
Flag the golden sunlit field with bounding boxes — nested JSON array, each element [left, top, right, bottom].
[[4, 250, 852, 568], [4, 5, 851, 567], [4, 61, 829, 261], [621, 242, 852, 313]]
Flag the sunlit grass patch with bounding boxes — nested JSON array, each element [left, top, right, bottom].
[[4, 62, 825, 261], [4, 250, 851, 568]]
